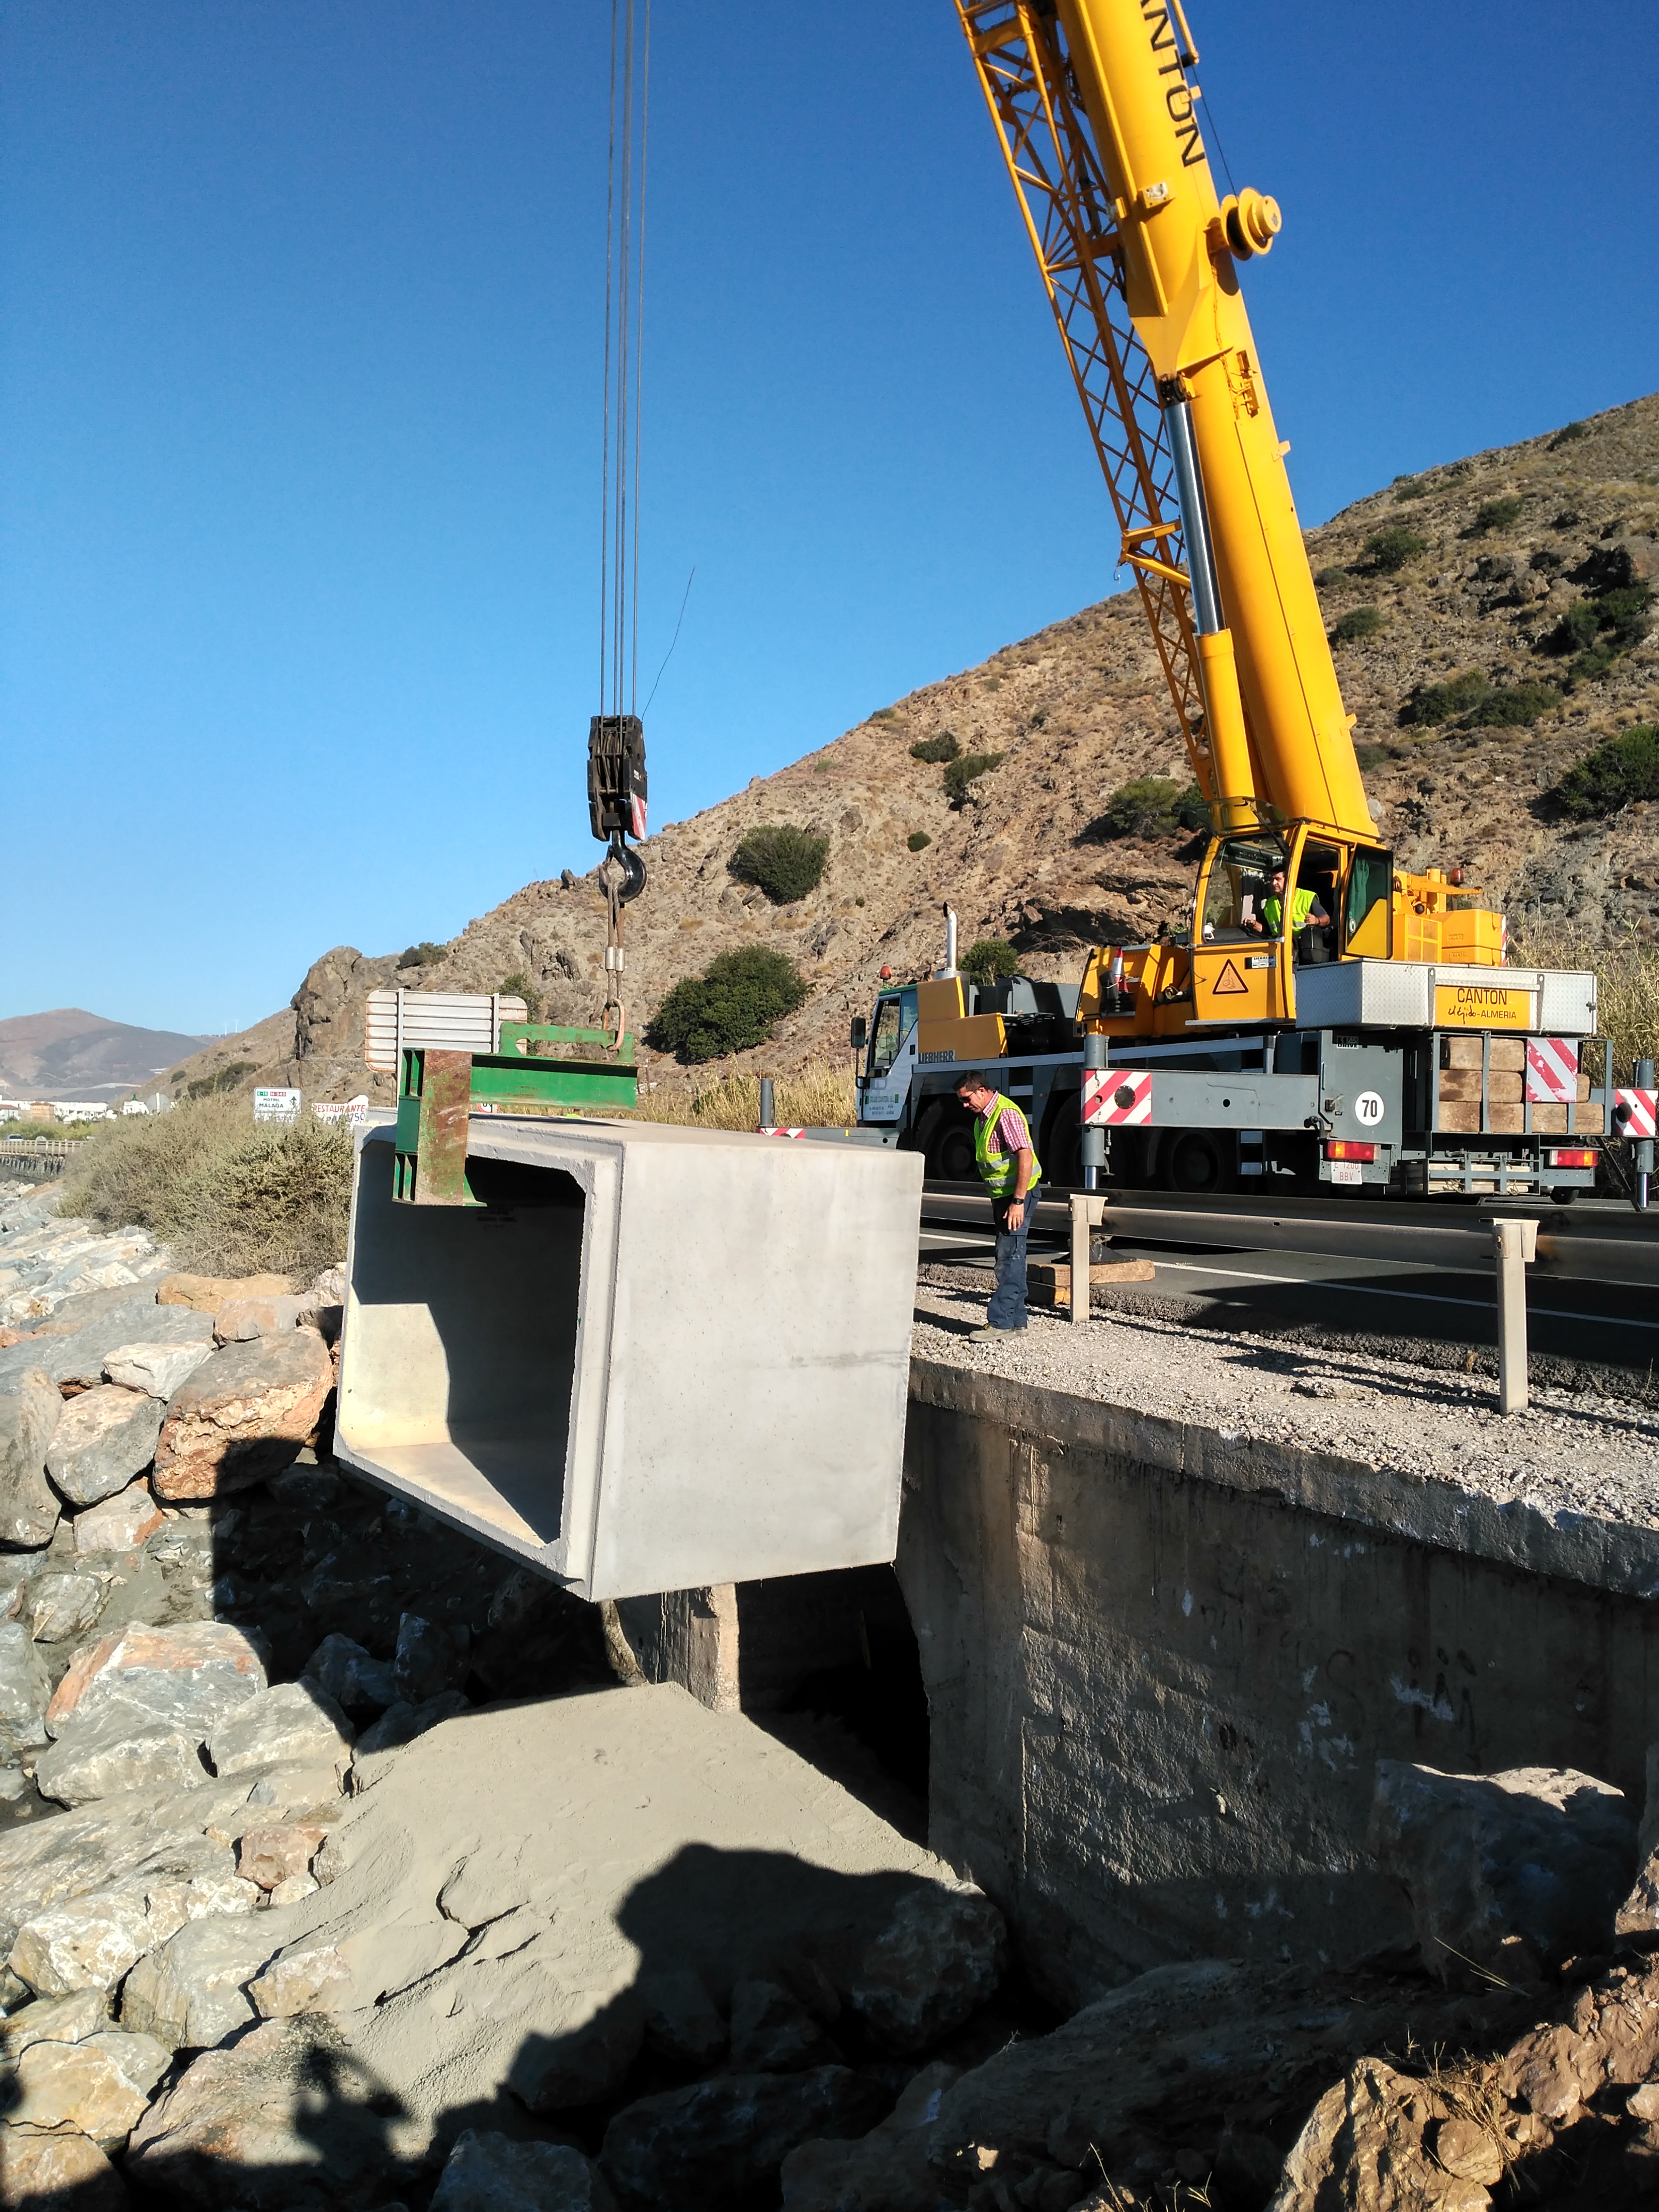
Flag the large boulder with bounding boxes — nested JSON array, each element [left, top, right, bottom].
[[1268, 2058, 1497, 2212], [28, 1572, 106, 1645], [1616, 1738, 1659, 1939], [781, 2060, 960, 2212], [44, 1386, 165, 1507], [125, 2015, 429, 2207], [431, 2131, 619, 2212], [0, 2123, 127, 2209], [300, 1633, 396, 1717], [1, 1988, 114, 2059], [103, 1338, 215, 1400], [0, 1621, 51, 1758], [1370, 1761, 1636, 1982], [72, 1480, 166, 1555], [153, 1328, 333, 1499], [601, 2069, 890, 2211], [9, 2026, 171, 2147], [0, 1369, 63, 1548], [10, 1834, 256, 1998], [213, 1295, 305, 1344], [844, 1884, 1006, 2054], [208, 1681, 355, 1780], [46, 1620, 267, 1744], [36, 1716, 209, 1809], [728, 1978, 840, 2073], [119, 1909, 283, 2050]]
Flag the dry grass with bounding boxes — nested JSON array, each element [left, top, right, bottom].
[[57, 1096, 354, 1281], [1509, 919, 1659, 1082], [629, 1060, 858, 1130]]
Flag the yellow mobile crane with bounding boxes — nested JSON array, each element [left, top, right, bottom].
[[853, 0, 1607, 1198]]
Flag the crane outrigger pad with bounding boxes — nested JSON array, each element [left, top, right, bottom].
[[336, 1118, 924, 1601]]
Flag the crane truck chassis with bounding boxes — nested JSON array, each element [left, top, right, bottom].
[[853, 920, 1610, 1202]]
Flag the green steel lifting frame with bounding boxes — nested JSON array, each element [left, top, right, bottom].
[[391, 1023, 639, 1205]]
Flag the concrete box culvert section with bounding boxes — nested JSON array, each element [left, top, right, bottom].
[[335, 1120, 923, 1601]]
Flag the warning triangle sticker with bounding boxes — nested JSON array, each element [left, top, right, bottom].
[[1212, 959, 1248, 995]]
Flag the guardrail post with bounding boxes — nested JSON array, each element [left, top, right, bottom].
[[1638, 1057, 1655, 1212], [1069, 1194, 1107, 1325], [758, 1077, 775, 1132], [1492, 1217, 1539, 1415]]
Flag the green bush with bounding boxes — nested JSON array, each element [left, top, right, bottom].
[[397, 941, 447, 969], [1391, 476, 1427, 501], [1330, 606, 1385, 644], [1464, 682, 1560, 728], [960, 939, 1020, 985], [1354, 743, 1394, 770], [181, 1060, 256, 1103], [1099, 776, 1210, 839], [500, 969, 544, 1022], [1470, 497, 1524, 534], [1545, 581, 1653, 680], [1400, 669, 1492, 726], [909, 732, 961, 764], [1548, 421, 1590, 449], [1312, 566, 1349, 586], [906, 830, 932, 852], [730, 824, 830, 904], [943, 751, 1005, 805], [645, 946, 810, 1063], [1362, 527, 1428, 574], [1548, 725, 1659, 819], [58, 1098, 354, 1280]]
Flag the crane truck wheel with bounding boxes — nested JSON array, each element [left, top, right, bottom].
[[916, 1100, 977, 1183], [1164, 1129, 1235, 1197]]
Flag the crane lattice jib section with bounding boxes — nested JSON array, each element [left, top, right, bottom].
[[954, 0, 1213, 801]]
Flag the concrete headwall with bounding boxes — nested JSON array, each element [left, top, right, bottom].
[[898, 1359, 1659, 2010]]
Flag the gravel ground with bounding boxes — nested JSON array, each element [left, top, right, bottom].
[[913, 1275, 1659, 1535]]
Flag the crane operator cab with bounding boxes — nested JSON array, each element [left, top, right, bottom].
[[1192, 827, 1398, 1021]]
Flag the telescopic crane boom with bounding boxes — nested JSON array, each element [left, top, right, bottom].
[[956, 0, 1503, 1031]]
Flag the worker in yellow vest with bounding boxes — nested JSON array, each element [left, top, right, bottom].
[[1252, 865, 1329, 940], [955, 1070, 1041, 1337]]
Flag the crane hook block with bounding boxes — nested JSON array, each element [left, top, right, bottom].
[[588, 715, 648, 845], [611, 839, 647, 906]]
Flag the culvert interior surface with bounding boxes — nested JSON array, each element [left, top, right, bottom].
[[336, 1119, 925, 1602]]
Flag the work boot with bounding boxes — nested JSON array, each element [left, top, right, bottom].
[[970, 1325, 1021, 1339]]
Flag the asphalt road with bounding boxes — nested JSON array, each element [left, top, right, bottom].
[[920, 1198, 1659, 1371]]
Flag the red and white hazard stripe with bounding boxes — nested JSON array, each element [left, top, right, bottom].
[[1614, 1089, 1658, 1139], [758, 1125, 807, 1139], [1082, 1069, 1152, 1127], [1524, 1036, 1580, 1103]]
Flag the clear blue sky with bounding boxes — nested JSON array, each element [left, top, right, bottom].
[[4, 1, 1655, 1034]]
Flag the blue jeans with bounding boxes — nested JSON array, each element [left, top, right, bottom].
[[987, 1184, 1040, 1330]]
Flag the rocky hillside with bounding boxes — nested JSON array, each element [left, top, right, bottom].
[[0, 1013, 213, 1105], [164, 391, 1659, 1104]]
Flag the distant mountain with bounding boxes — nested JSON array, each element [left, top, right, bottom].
[[0, 1009, 214, 1101]]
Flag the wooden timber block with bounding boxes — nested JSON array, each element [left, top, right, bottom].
[[1489, 1073, 1524, 1103], [1486, 1104, 1524, 1134], [1437, 1069, 1484, 1101], [1029, 1259, 1158, 1308], [1529, 1102, 1603, 1134], [1437, 1101, 1480, 1132], [1440, 1035, 1484, 1069], [1489, 1037, 1527, 1071]]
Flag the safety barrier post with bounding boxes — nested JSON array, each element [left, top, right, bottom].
[[1492, 1217, 1539, 1415], [1070, 1194, 1107, 1325], [1637, 1057, 1655, 1212], [758, 1077, 775, 1132]]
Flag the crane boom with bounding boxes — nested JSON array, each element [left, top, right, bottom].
[[956, 0, 1372, 844]]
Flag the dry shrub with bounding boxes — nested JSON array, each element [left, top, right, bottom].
[[58, 1097, 354, 1281], [1510, 919, 1659, 1082], [631, 1059, 857, 1130]]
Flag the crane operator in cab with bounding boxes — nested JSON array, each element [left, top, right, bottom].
[[1249, 865, 1328, 940]]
